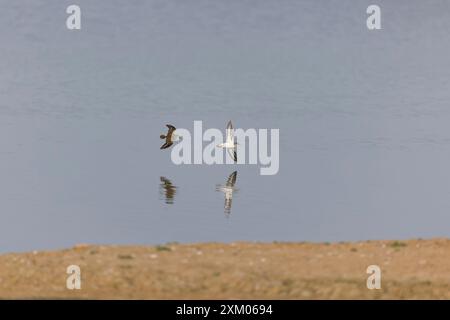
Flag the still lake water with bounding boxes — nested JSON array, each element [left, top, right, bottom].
[[1, 1, 450, 252]]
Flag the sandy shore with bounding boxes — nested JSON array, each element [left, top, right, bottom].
[[0, 238, 449, 299]]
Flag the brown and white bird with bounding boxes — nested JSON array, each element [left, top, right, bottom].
[[160, 124, 177, 149]]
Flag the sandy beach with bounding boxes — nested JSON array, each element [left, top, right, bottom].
[[0, 238, 449, 299]]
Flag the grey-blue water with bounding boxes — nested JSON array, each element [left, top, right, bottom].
[[1, 1, 450, 253]]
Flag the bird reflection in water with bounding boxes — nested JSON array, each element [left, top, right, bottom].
[[159, 176, 177, 204], [216, 171, 238, 216]]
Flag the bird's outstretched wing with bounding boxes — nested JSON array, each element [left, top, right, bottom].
[[226, 120, 234, 144], [160, 141, 173, 149], [227, 148, 237, 162], [166, 124, 176, 135], [226, 171, 237, 187]]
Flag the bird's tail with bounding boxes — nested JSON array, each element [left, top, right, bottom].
[[160, 134, 166, 139]]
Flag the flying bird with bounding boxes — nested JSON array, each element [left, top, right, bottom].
[[217, 120, 237, 162], [216, 171, 238, 215], [160, 124, 177, 149]]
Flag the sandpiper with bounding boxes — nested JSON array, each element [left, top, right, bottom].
[[217, 120, 237, 162], [160, 124, 177, 149]]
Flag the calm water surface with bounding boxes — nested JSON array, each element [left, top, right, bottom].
[[1, 1, 450, 252]]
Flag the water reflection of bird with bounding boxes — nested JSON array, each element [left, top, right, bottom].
[[217, 120, 237, 162], [160, 124, 177, 150], [160, 176, 177, 204], [216, 171, 238, 216]]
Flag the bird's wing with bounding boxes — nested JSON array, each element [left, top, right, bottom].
[[160, 141, 173, 149], [226, 171, 237, 187], [166, 124, 176, 134], [226, 121, 234, 144], [227, 148, 237, 162]]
